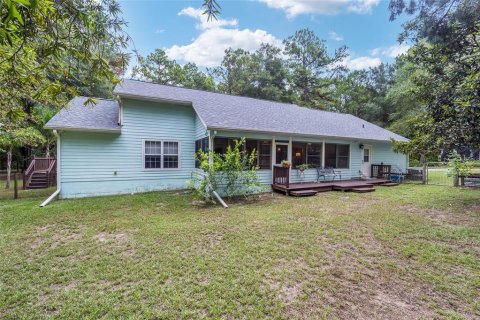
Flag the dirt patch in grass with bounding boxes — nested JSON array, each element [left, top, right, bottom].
[[265, 222, 476, 319], [399, 204, 480, 227], [93, 232, 129, 244], [29, 224, 86, 252], [93, 231, 136, 258]]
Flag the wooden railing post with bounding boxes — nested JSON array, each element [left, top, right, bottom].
[[14, 173, 18, 199], [286, 167, 290, 188]]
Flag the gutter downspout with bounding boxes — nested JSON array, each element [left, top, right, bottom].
[[40, 130, 61, 207]]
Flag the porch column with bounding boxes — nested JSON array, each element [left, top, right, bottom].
[[272, 136, 276, 166], [322, 139, 326, 168]]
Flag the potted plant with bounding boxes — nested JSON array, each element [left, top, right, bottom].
[[297, 163, 309, 172], [281, 160, 291, 168]]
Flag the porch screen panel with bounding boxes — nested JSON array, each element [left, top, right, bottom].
[[195, 137, 209, 168], [258, 141, 272, 169], [306, 143, 322, 166], [325, 143, 350, 169], [292, 142, 307, 167]]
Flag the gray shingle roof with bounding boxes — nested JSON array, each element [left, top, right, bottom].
[[45, 97, 120, 132], [113, 79, 407, 142]]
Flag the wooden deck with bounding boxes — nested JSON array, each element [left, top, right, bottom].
[[272, 178, 394, 195]]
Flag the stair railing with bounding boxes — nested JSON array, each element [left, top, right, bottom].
[[23, 157, 57, 189], [45, 159, 57, 187], [23, 158, 36, 190]]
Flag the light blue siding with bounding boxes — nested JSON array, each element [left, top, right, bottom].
[[195, 114, 208, 140], [370, 142, 408, 172], [58, 100, 407, 198], [59, 99, 196, 198]]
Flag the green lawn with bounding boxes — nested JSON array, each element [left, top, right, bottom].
[[0, 179, 55, 200], [1, 185, 479, 319]]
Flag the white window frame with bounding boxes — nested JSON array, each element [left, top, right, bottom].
[[142, 139, 181, 170]]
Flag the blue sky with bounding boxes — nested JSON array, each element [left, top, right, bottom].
[[119, 0, 410, 72]]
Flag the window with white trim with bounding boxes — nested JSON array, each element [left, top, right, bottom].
[[144, 140, 179, 169]]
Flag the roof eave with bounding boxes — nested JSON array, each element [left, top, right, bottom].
[[44, 125, 121, 133], [115, 92, 192, 106], [207, 125, 405, 143]]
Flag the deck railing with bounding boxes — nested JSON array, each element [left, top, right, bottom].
[[371, 164, 391, 179], [23, 157, 56, 189], [45, 158, 57, 187], [273, 165, 290, 188]]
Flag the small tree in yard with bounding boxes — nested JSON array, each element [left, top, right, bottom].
[[0, 110, 45, 189], [448, 152, 473, 187], [192, 138, 263, 201]]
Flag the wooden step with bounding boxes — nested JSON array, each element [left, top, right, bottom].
[[350, 187, 375, 193], [27, 185, 48, 189], [290, 189, 318, 197]]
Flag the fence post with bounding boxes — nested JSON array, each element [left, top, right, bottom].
[[14, 173, 18, 199], [453, 175, 459, 187], [422, 163, 427, 184]]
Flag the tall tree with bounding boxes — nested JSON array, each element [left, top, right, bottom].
[[0, 111, 45, 189], [0, 0, 129, 111], [389, 0, 480, 151], [213, 45, 291, 101], [132, 49, 215, 91], [332, 63, 396, 127], [253, 44, 292, 102], [386, 58, 425, 137], [212, 48, 259, 96], [0, 0, 129, 188], [283, 28, 348, 109]]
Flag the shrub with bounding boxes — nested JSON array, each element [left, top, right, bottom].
[[191, 138, 263, 201]]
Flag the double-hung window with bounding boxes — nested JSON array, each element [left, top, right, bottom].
[[144, 140, 180, 169]]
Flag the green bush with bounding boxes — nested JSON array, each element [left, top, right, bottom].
[[191, 138, 263, 201], [409, 159, 421, 167]]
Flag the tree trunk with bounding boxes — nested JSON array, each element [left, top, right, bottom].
[[420, 154, 427, 185], [45, 143, 50, 157], [6, 146, 12, 189], [453, 175, 459, 187]]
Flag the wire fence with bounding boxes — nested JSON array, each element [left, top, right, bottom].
[[426, 162, 452, 186]]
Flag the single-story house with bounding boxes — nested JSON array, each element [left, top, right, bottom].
[[45, 79, 408, 199]]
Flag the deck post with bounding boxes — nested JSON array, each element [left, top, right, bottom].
[[14, 173, 18, 199]]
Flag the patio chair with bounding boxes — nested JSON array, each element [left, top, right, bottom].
[[315, 166, 342, 182], [390, 165, 406, 183]]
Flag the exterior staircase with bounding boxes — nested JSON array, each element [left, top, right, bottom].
[[23, 157, 56, 190]]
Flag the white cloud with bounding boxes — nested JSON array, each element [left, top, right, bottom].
[[341, 56, 382, 70], [155, 29, 165, 34], [166, 7, 281, 67], [329, 31, 343, 41], [371, 43, 410, 58], [257, 0, 381, 18], [178, 7, 238, 30]]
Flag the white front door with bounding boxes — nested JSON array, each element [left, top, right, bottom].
[[361, 147, 371, 177]]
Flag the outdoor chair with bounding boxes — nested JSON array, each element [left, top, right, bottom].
[[390, 165, 406, 183], [315, 166, 341, 182]]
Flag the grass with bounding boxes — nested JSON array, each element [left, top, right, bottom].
[[0, 184, 479, 319], [0, 179, 55, 200]]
